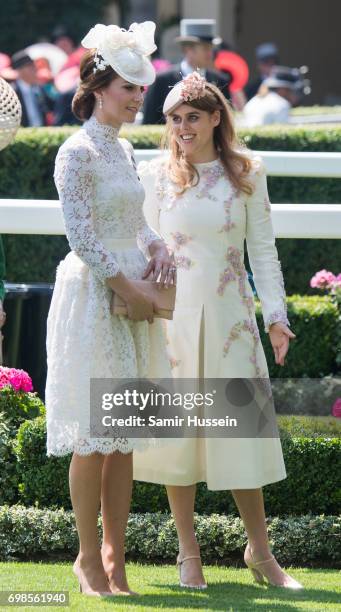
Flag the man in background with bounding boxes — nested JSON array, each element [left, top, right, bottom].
[[242, 65, 311, 127], [245, 42, 279, 100], [10, 51, 52, 127], [143, 19, 231, 124]]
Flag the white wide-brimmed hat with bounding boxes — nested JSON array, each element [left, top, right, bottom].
[[0, 77, 22, 151], [81, 21, 157, 86]]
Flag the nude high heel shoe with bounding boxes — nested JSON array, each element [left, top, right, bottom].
[[244, 544, 303, 589], [73, 563, 115, 597], [77, 580, 115, 597], [176, 555, 207, 590]]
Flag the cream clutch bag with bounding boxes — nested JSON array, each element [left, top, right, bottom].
[[111, 280, 176, 320]]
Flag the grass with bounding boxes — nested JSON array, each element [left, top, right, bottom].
[[0, 562, 340, 611]]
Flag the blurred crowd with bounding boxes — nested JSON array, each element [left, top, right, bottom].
[[0, 20, 311, 128]]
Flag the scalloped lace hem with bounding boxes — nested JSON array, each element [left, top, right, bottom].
[[47, 437, 171, 457]]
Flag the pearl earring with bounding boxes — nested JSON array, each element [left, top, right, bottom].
[[99, 97, 103, 109]]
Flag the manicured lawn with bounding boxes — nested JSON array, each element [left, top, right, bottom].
[[0, 562, 340, 611]]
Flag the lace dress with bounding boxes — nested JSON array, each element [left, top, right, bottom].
[[134, 155, 288, 490], [45, 115, 170, 456]]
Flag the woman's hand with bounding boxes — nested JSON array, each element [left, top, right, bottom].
[[125, 289, 155, 323], [268, 322, 296, 366], [143, 240, 176, 287], [106, 273, 154, 323]]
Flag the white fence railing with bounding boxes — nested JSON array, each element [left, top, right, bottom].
[[1, 200, 341, 239], [133, 150, 341, 178], [1, 151, 341, 239]]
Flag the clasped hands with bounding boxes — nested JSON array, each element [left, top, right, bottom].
[[111, 242, 175, 324]]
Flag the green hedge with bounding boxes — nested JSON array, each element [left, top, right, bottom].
[[278, 414, 341, 436], [0, 386, 45, 428], [0, 389, 45, 506], [14, 416, 70, 509], [9, 415, 341, 516], [0, 506, 339, 566], [0, 419, 18, 507], [1, 125, 341, 294], [258, 296, 339, 378]]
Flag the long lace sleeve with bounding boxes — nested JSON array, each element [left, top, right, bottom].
[[54, 145, 120, 280], [117, 139, 160, 257], [136, 157, 164, 256], [245, 158, 290, 333]]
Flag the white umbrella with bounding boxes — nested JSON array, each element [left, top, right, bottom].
[[25, 42, 67, 75]]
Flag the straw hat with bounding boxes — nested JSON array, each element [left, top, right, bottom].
[[0, 77, 22, 151]]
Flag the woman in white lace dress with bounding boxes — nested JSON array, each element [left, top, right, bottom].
[[134, 73, 303, 590], [45, 23, 175, 597]]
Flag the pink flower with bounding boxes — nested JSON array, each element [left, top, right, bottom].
[[180, 71, 206, 102], [0, 370, 10, 389], [0, 367, 33, 392], [310, 269, 336, 290], [20, 372, 34, 392], [332, 398, 341, 418], [8, 374, 21, 391]]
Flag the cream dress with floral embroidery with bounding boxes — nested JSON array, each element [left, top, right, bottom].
[[133, 154, 288, 489], [45, 116, 171, 457]]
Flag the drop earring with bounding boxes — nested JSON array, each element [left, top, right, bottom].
[[99, 97, 103, 109]]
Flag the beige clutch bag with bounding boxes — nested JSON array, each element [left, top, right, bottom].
[[111, 280, 176, 320]]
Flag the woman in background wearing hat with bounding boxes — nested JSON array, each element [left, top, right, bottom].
[[134, 72, 303, 591], [45, 22, 175, 597], [242, 65, 311, 127]]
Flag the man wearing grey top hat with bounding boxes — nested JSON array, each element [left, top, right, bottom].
[[142, 19, 231, 125]]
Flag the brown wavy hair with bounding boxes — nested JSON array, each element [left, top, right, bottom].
[[163, 82, 254, 196], [72, 50, 119, 121]]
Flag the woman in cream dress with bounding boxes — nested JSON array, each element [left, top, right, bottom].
[[45, 23, 175, 597], [134, 73, 302, 590]]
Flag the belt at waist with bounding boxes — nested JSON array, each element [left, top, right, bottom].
[[100, 238, 138, 250]]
